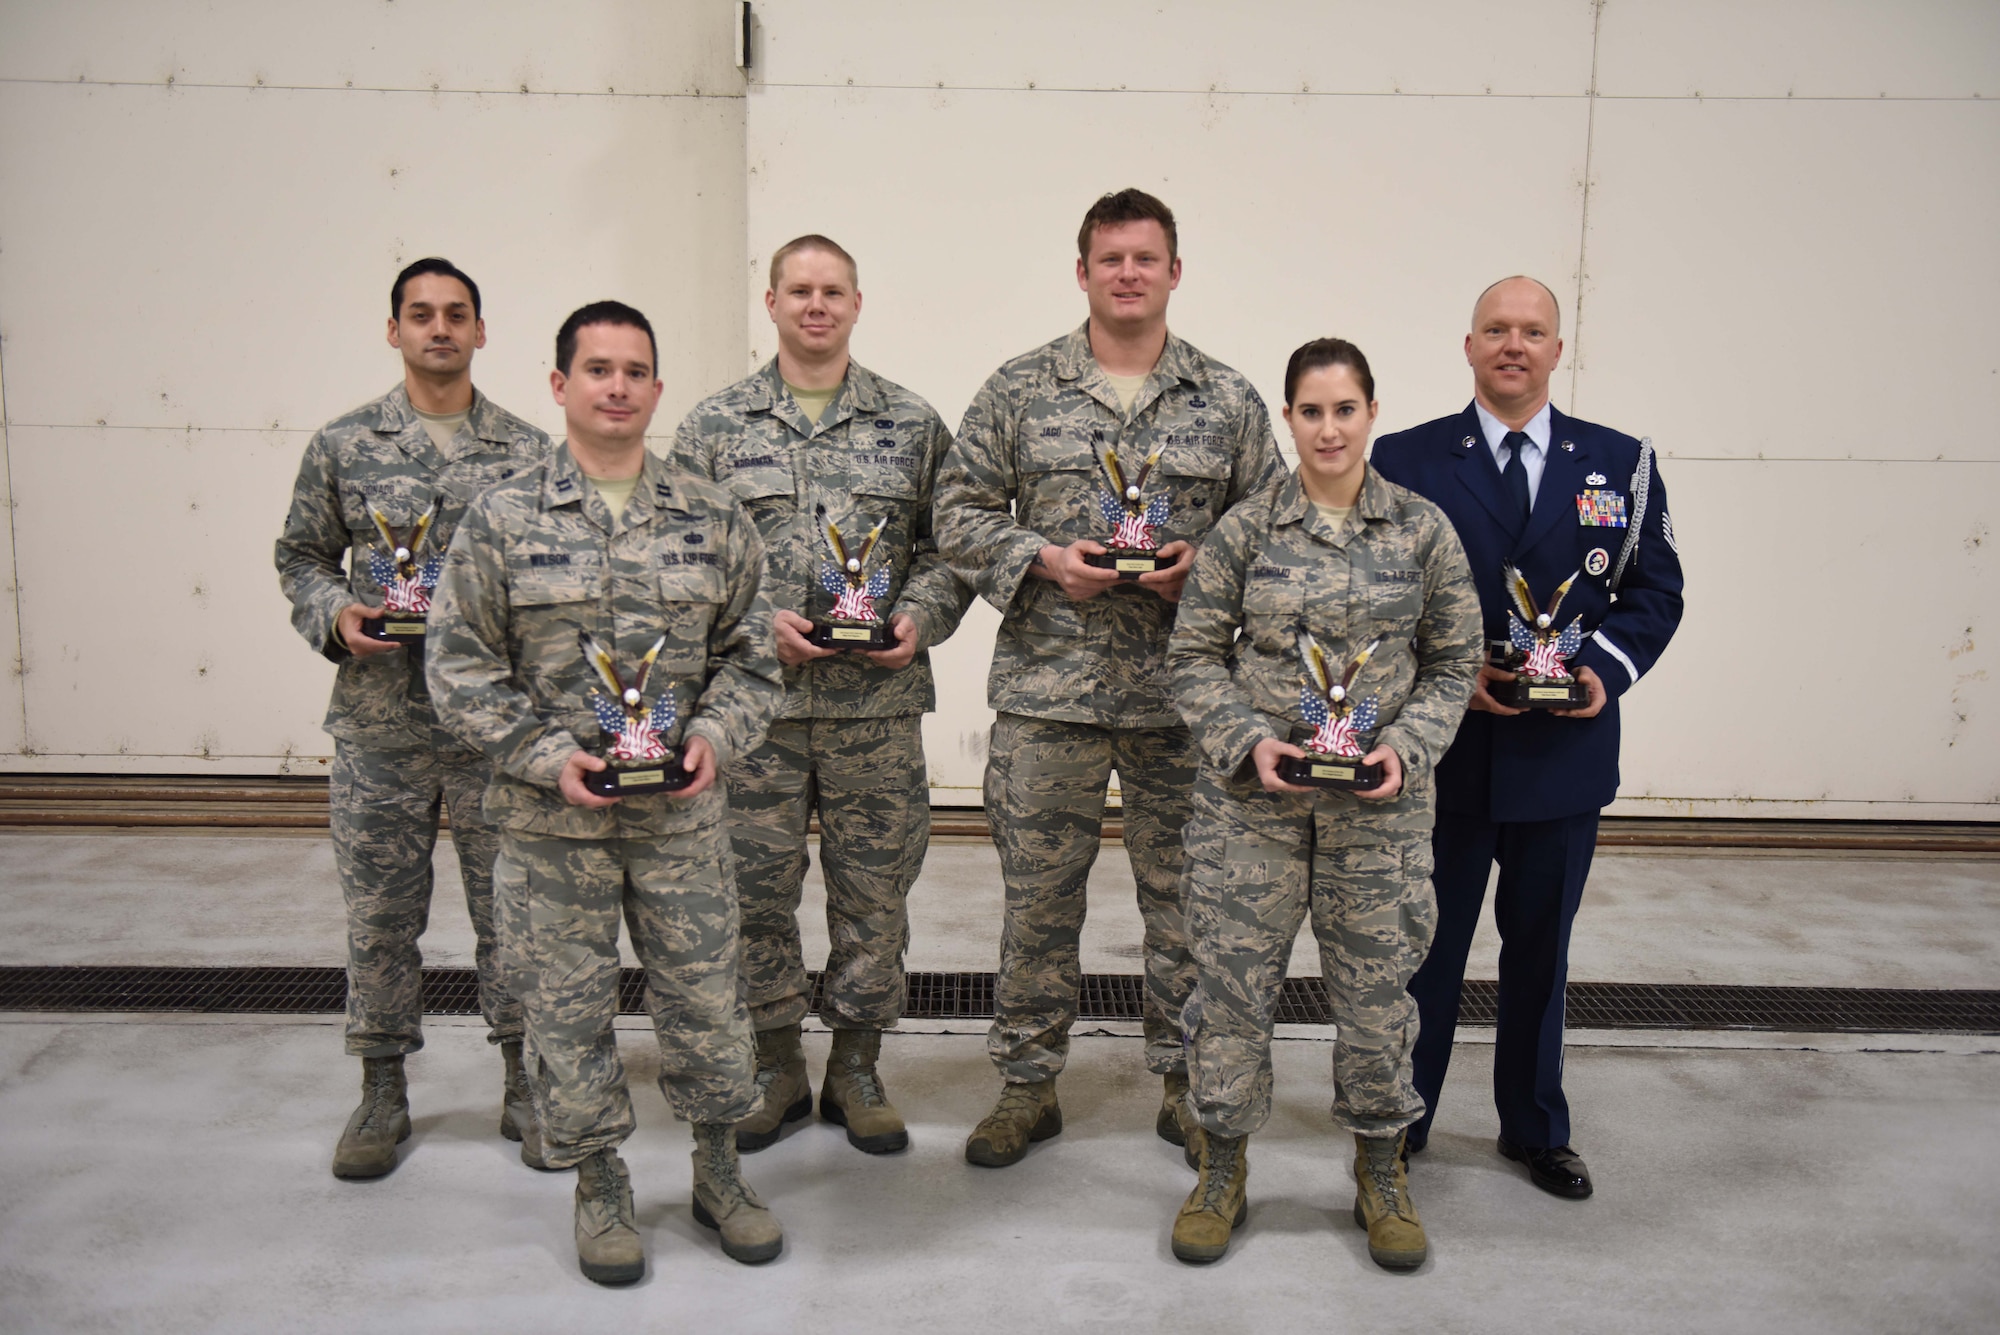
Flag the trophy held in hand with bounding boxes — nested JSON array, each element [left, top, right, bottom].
[[1277, 625, 1385, 790], [362, 497, 443, 644], [1500, 565, 1589, 709], [578, 631, 693, 795], [1083, 443, 1169, 578], [807, 503, 895, 650]]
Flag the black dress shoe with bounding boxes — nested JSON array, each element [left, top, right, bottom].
[[1402, 1131, 1427, 1157], [1497, 1137, 1593, 1199]]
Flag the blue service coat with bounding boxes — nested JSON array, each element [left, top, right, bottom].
[[1371, 404, 1684, 822]]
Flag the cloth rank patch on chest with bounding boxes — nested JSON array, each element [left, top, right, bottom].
[[1575, 489, 1628, 528]]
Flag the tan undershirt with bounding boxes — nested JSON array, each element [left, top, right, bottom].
[[585, 472, 640, 529], [412, 406, 470, 453], [785, 379, 838, 426], [1311, 502, 1354, 530], [1104, 372, 1148, 417]]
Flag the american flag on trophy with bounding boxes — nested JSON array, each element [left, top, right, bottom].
[[580, 631, 675, 762], [1095, 443, 1169, 550], [1296, 625, 1381, 759], [1504, 565, 1586, 681], [815, 503, 890, 623], [365, 496, 444, 614]]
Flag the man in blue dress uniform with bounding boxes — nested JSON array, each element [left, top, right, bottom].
[[1370, 276, 1684, 1198]]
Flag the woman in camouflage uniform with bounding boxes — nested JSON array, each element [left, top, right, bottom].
[[1164, 339, 1483, 1269]]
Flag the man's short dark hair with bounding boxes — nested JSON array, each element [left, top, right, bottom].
[[391, 257, 481, 320], [555, 301, 658, 377], [1077, 188, 1178, 263]]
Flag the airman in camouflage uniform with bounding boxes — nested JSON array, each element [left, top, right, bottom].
[[1164, 339, 1482, 1268], [425, 304, 787, 1282], [675, 235, 971, 1157], [274, 258, 549, 1181], [934, 191, 1283, 1167]]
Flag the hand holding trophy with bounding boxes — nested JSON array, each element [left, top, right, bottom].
[[1276, 624, 1386, 790], [1500, 565, 1589, 708], [808, 502, 895, 650], [362, 496, 444, 643], [1084, 443, 1170, 578], [578, 630, 693, 795]]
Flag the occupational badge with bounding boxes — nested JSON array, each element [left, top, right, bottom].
[[1585, 547, 1610, 577], [808, 502, 895, 650], [1084, 442, 1169, 577], [362, 496, 444, 643], [1499, 564, 1589, 709], [578, 630, 692, 794], [1276, 624, 1385, 790]]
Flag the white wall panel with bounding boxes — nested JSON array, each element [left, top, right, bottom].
[[0, 0, 742, 97], [745, 0, 1997, 818], [1595, 0, 2000, 98], [1574, 98, 2000, 462], [0, 83, 744, 437], [752, 0, 1596, 96], [0, 369, 23, 757], [747, 84, 1593, 801], [8, 425, 328, 763], [0, 5, 747, 771], [1610, 459, 1994, 819]]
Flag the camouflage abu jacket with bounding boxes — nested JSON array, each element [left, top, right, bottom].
[[423, 444, 782, 839], [1167, 467, 1484, 810], [934, 323, 1282, 728], [274, 382, 551, 749], [672, 358, 971, 719]]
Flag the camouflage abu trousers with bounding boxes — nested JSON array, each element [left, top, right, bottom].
[[1181, 769, 1438, 1138], [330, 739, 520, 1057], [493, 824, 757, 1168], [983, 712, 1197, 1082], [725, 715, 929, 1032]]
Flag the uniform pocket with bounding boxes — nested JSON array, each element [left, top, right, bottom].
[[653, 565, 726, 674]]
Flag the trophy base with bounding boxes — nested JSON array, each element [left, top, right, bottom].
[[1504, 677, 1590, 710], [807, 619, 895, 650], [1276, 753, 1384, 790], [583, 757, 695, 797], [362, 615, 427, 644], [1083, 550, 1164, 580]]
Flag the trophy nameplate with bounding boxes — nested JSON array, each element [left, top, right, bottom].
[[1499, 564, 1589, 710], [362, 496, 443, 644], [579, 631, 695, 796], [1275, 627, 1385, 791], [1083, 442, 1170, 579], [807, 502, 896, 650]]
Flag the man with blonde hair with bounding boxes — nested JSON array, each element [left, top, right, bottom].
[[675, 235, 970, 1156]]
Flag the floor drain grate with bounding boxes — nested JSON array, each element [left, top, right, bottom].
[[1, 966, 1995, 1034]]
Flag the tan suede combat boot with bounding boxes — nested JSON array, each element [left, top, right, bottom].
[[735, 1023, 812, 1153], [1172, 1131, 1249, 1263], [498, 1039, 553, 1171], [331, 1055, 410, 1179], [574, 1147, 644, 1285], [691, 1121, 785, 1264], [819, 1028, 909, 1154], [1158, 1070, 1203, 1169], [964, 1078, 1062, 1167], [1352, 1132, 1428, 1269]]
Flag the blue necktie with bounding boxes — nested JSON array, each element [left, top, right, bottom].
[[1501, 431, 1533, 523]]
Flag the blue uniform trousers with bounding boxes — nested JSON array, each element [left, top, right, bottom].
[[1407, 808, 1599, 1150]]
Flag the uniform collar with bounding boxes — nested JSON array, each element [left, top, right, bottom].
[[1052, 322, 1206, 420], [377, 381, 505, 463], [1473, 399, 1551, 461], [541, 441, 682, 530], [1270, 465, 1394, 545], [746, 356, 886, 436]]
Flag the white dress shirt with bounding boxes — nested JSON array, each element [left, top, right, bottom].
[[1474, 400, 1551, 507]]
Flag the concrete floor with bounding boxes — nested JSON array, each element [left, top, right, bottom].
[[2, 829, 1998, 1332]]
